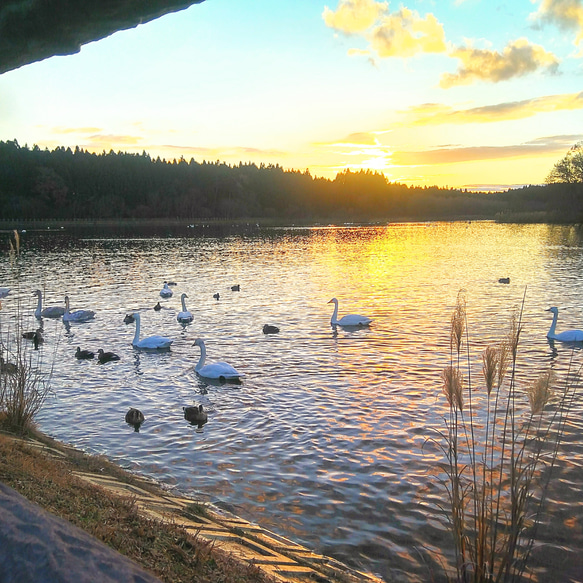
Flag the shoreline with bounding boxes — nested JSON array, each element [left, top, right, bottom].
[[0, 428, 384, 583]]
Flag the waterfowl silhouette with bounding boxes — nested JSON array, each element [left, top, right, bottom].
[[213, 293, 220, 300], [328, 297, 372, 327], [546, 307, 583, 342], [75, 347, 94, 360], [498, 277, 510, 284], [97, 349, 120, 363], [263, 324, 280, 334], [183, 404, 208, 425], [153, 302, 162, 311], [231, 284, 240, 291], [125, 408, 145, 431]]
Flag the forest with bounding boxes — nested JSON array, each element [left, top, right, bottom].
[[0, 139, 581, 224]]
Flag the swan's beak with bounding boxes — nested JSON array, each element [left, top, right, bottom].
[[327, 299, 333, 304]]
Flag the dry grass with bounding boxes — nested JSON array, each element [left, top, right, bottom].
[[437, 291, 580, 582], [0, 431, 277, 583]]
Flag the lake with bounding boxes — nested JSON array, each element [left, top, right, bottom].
[[0, 221, 582, 582]]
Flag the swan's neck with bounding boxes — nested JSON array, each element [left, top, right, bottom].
[[64, 297, 70, 315], [548, 311, 559, 337], [330, 301, 339, 324], [195, 344, 206, 371], [133, 316, 141, 344], [181, 296, 187, 311], [35, 294, 42, 316]]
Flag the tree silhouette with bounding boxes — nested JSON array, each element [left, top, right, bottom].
[[546, 142, 583, 184]]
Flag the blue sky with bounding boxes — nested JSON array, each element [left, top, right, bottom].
[[1, 0, 583, 189]]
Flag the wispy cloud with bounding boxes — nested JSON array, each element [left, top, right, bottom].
[[397, 92, 583, 126], [391, 135, 583, 166], [531, 0, 583, 46], [440, 39, 559, 87], [50, 126, 103, 135]]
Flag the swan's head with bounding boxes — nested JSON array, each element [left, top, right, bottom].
[[33, 289, 41, 297], [193, 338, 204, 348], [328, 298, 338, 305], [546, 307, 559, 315], [181, 293, 188, 299]]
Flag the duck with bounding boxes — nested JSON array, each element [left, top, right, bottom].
[[177, 293, 194, 324], [75, 347, 94, 360], [192, 338, 243, 381], [131, 312, 173, 349], [328, 297, 372, 327], [0, 356, 17, 375], [498, 277, 510, 284], [153, 302, 162, 311], [213, 293, 220, 300], [125, 408, 145, 431], [97, 349, 120, 363], [263, 324, 280, 334], [546, 306, 583, 342], [160, 282, 173, 298], [33, 289, 65, 318], [123, 313, 135, 324], [231, 284, 240, 291], [22, 327, 43, 341], [183, 404, 208, 425], [63, 296, 95, 323]]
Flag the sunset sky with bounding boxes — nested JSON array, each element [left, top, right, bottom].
[[1, 0, 583, 190]]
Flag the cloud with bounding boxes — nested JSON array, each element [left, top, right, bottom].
[[391, 135, 583, 166], [440, 38, 559, 87], [531, 0, 583, 45], [397, 92, 583, 126], [50, 126, 103, 135], [323, 1, 446, 58], [322, 0, 388, 34], [370, 8, 447, 57]]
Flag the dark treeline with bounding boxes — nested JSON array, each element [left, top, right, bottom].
[[0, 139, 581, 223]]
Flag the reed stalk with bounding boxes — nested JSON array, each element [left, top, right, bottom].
[[437, 291, 579, 582]]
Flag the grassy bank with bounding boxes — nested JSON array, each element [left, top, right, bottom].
[[0, 428, 276, 583]]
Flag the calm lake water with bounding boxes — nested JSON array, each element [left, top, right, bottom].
[[1, 221, 583, 582]]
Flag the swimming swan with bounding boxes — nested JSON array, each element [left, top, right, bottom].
[[183, 404, 208, 425], [177, 293, 194, 324], [33, 290, 65, 318], [546, 306, 583, 342], [132, 312, 173, 349], [63, 296, 95, 323], [160, 282, 173, 298], [192, 338, 244, 381], [328, 298, 372, 327]]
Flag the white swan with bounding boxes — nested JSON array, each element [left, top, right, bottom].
[[328, 297, 372, 327], [33, 289, 65, 318], [177, 293, 194, 324], [63, 296, 95, 322], [193, 338, 244, 381], [546, 307, 583, 342], [132, 312, 173, 349], [160, 282, 173, 298]]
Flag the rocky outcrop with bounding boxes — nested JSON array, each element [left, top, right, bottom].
[[0, 0, 205, 75]]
